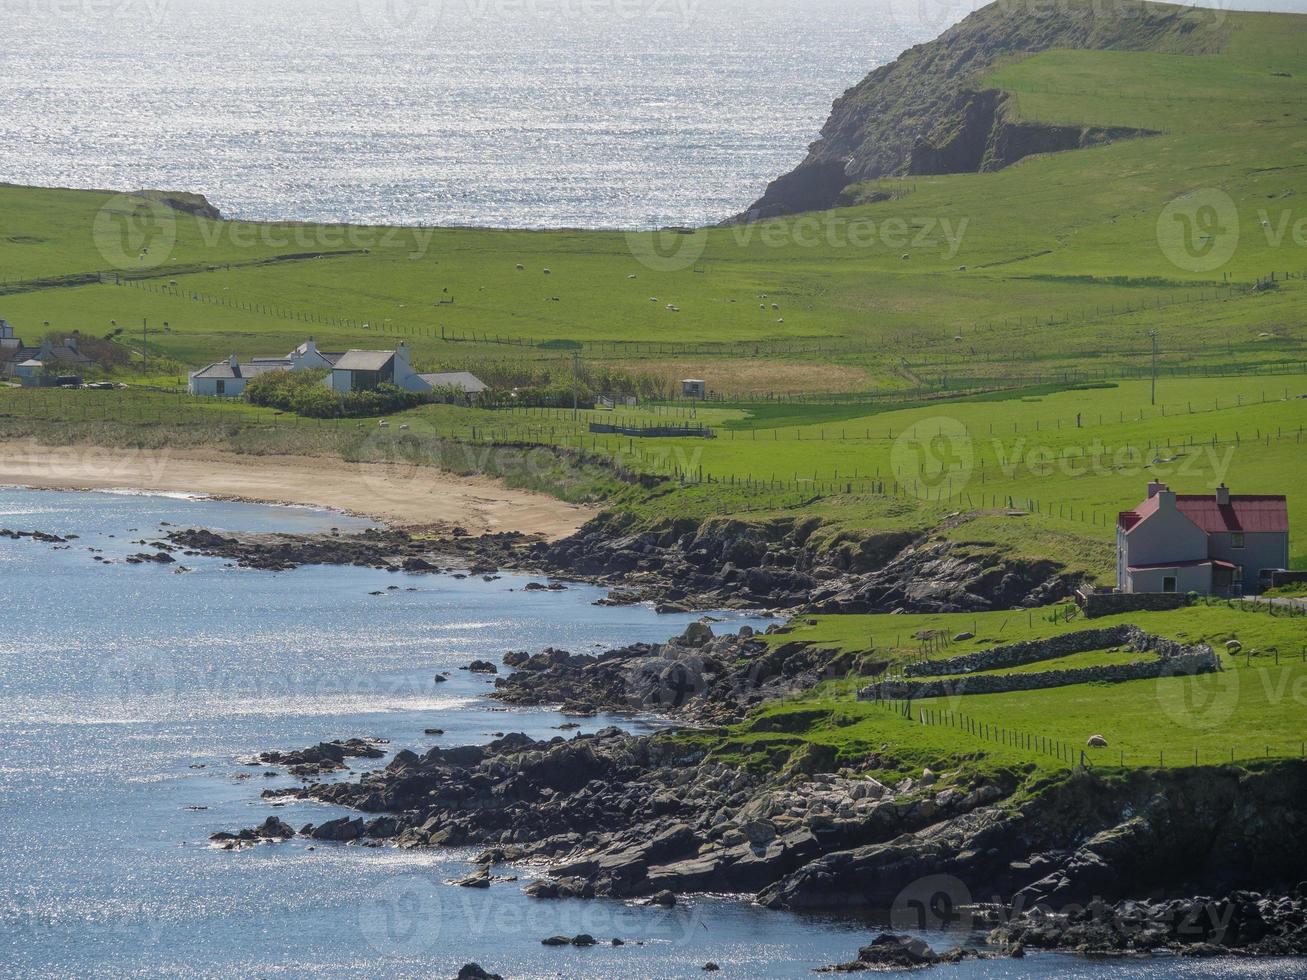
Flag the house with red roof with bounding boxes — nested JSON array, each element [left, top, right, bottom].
[[1117, 482, 1289, 596]]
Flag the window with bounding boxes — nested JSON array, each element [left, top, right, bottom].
[[1163, 576, 1178, 593], [1234, 565, 1244, 583], [1231, 533, 1245, 549], [216, 379, 226, 396]]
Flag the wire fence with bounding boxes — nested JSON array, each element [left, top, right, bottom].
[[4, 385, 1305, 529], [861, 693, 1307, 771]]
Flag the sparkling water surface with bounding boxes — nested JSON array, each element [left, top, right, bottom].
[[0, 0, 928, 229], [1, 488, 1302, 978]]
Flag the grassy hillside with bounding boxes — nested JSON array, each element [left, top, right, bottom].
[[2, 5, 1307, 389]]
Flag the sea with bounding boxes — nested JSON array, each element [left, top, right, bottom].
[[2, 488, 1304, 978], [0, 0, 943, 229]]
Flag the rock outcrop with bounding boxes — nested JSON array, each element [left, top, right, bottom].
[[490, 623, 876, 725], [169, 512, 1086, 616], [735, 0, 1226, 221]]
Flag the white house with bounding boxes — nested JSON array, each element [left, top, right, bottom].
[[189, 338, 343, 396], [188, 355, 292, 397], [190, 338, 486, 401], [10, 336, 92, 385], [288, 338, 341, 371], [1117, 482, 1289, 596], [329, 342, 431, 394]]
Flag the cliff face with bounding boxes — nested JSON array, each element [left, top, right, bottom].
[[735, 0, 1224, 222], [904, 88, 1158, 176]]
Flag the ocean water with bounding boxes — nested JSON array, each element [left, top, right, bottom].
[[0, 0, 932, 228], [2, 487, 1304, 978]]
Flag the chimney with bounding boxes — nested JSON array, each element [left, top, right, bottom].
[[1216, 484, 1230, 506], [65, 335, 77, 352], [1147, 481, 1169, 499], [1157, 488, 1177, 512], [305, 337, 317, 354], [0, 318, 11, 340], [229, 354, 239, 370], [395, 341, 410, 367]]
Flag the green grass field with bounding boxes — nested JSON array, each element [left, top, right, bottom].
[[710, 601, 1307, 782]]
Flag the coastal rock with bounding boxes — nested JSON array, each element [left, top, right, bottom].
[[257, 738, 386, 776], [817, 933, 940, 971], [734, 1, 1191, 220]]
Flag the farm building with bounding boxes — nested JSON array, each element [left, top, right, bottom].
[[682, 378, 706, 398], [7, 335, 92, 385], [190, 338, 344, 396], [329, 343, 430, 394], [188, 355, 293, 397], [1117, 482, 1289, 596], [420, 371, 489, 401], [190, 338, 484, 399]]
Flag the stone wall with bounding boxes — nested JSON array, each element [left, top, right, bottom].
[[1077, 590, 1193, 619], [859, 627, 1218, 700], [903, 626, 1138, 678], [862, 649, 1219, 700]]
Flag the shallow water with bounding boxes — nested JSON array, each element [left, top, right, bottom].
[[1, 488, 1302, 978]]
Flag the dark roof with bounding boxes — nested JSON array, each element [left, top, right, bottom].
[[12, 344, 89, 365], [334, 350, 394, 372], [191, 360, 289, 380], [288, 343, 344, 365], [1121, 491, 1289, 534], [420, 371, 487, 393]]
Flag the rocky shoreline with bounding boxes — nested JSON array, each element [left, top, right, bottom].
[[164, 508, 1083, 617], [173, 517, 1305, 969], [216, 704, 1307, 969]]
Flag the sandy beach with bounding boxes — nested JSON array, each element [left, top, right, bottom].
[[0, 441, 596, 539]]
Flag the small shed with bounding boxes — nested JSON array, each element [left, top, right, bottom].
[[419, 371, 488, 396], [682, 378, 706, 399]]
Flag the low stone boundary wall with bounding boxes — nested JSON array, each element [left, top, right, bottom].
[[860, 627, 1218, 700], [1076, 590, 1193, 618], [904, 625, 1141, 678], [861, 649, 1219, 700]]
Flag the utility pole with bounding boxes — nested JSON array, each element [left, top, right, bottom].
[[142, 318, 148, 375], [571, 350, 579, 422], [1149, 329, 1158, 406]]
